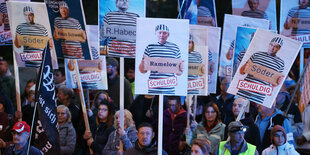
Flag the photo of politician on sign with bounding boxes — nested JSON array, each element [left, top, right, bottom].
[[135, 18, 189, 96], [7, 1, 58, 68], [227, 29, 302, 108]]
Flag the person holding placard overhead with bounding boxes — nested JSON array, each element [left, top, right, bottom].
[[54, 1, 86, 59], [238, 37, 285, 104], [14, 6, 51, 68], [139, 24, 184, 94]]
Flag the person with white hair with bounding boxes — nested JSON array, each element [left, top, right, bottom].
[[14, 5, 52, 68], [139, 24, 184, 94], [238, 37, 285, 104], [53, 1, 86, 59]]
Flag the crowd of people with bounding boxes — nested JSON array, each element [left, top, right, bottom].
[[0, 55, 309, 155]]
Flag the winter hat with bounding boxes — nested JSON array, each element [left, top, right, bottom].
[[270, 125, 287, 144]]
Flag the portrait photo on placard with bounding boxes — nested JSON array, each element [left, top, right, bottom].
[[197, 0, 217, 26], [99, 0, 145, 58], [280, 0, 310, 47], [207, 26, 221, 94], [45, 0, 92, 60], [232, 26, 257, 78], [227, 29, 302, 108], [7, 1, 58, 68], [65, 56, 108, 90], [135, 18, 189, 96], [218, 14, 269, 80], [187, 25, 208, 95], [232, 0, 276, 30]]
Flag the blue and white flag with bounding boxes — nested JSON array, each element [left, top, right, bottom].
[[33, 43, 59, 154]]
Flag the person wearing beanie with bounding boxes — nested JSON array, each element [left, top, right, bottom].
[[238, 37, 285, 104], [262, 125, 299, 155], [217, 121, 259, 155]]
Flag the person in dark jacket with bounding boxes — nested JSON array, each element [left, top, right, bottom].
[[84, 100, 115, 155], [3, 121, 41, 155], [163, 96, 187, 155], [124, 122, 168, 155]]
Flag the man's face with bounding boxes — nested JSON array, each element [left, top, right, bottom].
[[300, 0, 309, 8], [24, 12, 34, 24], [54, 71, 65, 84], [229, 131, 244, 144], [137, 127, 153, 147], [268, 42, 281, 56], [248, 0, 259, 11], [0, 61, 8, 76], [116, 0, 129, 11], [12, 131, 29, 146], [106, 64, 116, 76], [233, 101, 243, 117], [273, 131, 285, 146], [57, 89, 67, 104], [60, 6, 69, 18], [156, 30, 169, 44], [168, 99, 180, 114], [126, 69, 135, 81]]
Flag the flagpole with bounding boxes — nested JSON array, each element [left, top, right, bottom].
[[13, 52, 21, 121], [73, 59, 93, 155]]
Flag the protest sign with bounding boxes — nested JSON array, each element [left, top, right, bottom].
[[218, 14, 269, 81], [227, 29, 302, 108], [280, 0, 310, 47], [86, 25, 100, 59], [99, 0, 145, 58], [232, 0, 276, 30], [187, 25, 208, 95], [45, 0, 92, 59], [207, 26, 220, 94], [196, 0, 217, 26], [135, 18, 189, 96], [65, 56, 108, 89], [7, 1, 58, 68]]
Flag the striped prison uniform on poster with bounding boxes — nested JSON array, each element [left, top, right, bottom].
[[16, 23, 48, 67], [144, 41, 181, 94], [287, 7, 310, 35], [188, 51, 202, 94], [237, 52, 284, 104], [101, 11, 139, 58], [233, 50, 246, 76], [54, 17, 84, 59], [241, 10, 268, 19]]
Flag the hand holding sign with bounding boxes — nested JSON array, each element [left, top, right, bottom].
[[139, 55, 147, 73], [177, 60, 184, 76]]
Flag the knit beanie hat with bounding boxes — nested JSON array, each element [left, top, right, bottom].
[[270, 125, 287, 145]]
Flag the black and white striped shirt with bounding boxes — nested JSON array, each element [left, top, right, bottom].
[[101, 11, 139, 58], [54, 17, 84, 59], [16, 23, 48, 67], [241, 10, 268, 20], [237, 52, 284, 104], [188, 50, 202, 94], [287, 7, 310, 35], [144, 41, 181, 94]]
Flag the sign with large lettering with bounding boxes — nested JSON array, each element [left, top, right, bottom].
[[99, 0, 145, 58], [218, 14, 269, 81], [45, 0, 92, 59], [280, 0, 310, 47], [135, 18, 189, 96], [7, 1, 58, 68], [65, 56, 108, 89], [232, 0, 276, 30], [227, 29, 302, 108]]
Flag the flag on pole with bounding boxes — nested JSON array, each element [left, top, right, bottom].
[[33, 43, 59, 154]]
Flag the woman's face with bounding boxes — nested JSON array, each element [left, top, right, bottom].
[[57, 108, 67, 124], [96, 93, 107, 105], [205, 106, 216, 122], [25, 82, 35, 95], [116, 115, 127, 129], [191, 144, 204, 155], [98, 104, 108, 121]]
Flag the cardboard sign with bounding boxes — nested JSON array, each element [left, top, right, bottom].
[[291, 34, 310, 43], [55, 28, 85, 42], [103, 25, 136, 41], [18, 34, 48, 48], [188, 63, 204, 76], [144, 57, 183, 75], [244, 61, 284, 86], [289, 18, 310, 29], [188, 78, 205, 90]]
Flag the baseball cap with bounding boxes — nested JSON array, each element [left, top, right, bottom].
[[228, 121, 246, 133], [12, 121, 30, 133]]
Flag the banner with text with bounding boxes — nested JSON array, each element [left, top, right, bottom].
[[135, 18, 189, 96], [7, 1, 58, 68], [227, 29, 302, 108]]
